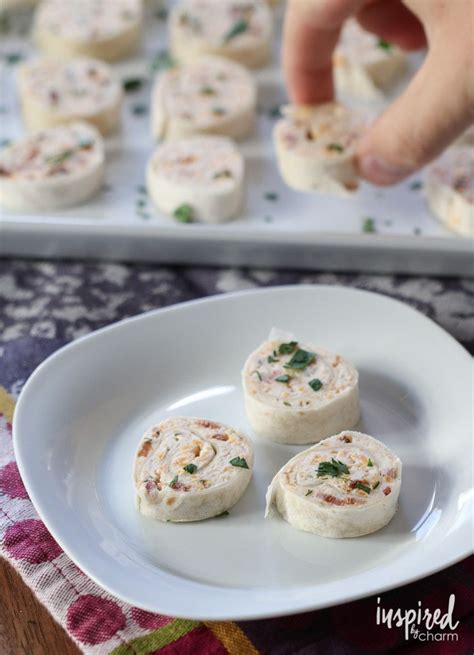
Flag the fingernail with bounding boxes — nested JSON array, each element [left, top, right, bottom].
[[358, 154, 414, 185]]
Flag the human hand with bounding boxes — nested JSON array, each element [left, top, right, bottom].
[[283, 0, 474, 185]]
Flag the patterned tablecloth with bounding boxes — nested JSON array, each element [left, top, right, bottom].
[[0, 260, 473, 655]]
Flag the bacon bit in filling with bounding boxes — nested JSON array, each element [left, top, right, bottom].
[[332, 355, 341, 367], [138, 440, 153, 457], [145, 480, 156, 493], [212, 433, 229, 441], [322, 494, 356, 506], [197, 419, 220, 429], [340, 434, 352, 443], [384, 468, 397, 481], [383, 486, 391, 496]]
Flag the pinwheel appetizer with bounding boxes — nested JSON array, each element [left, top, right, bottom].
[[0, 122, 105, 211], [18, 57, 123, 135], [266, 431, 402, 538], [242, 332, 360, 444], [147, 136, 244, 224], [33, 0, 143, 62], [425, 143, 474, 238], [134, 416, 254, 522], [169, 0, 273, 69], [334, 20, 408, 100], [273, 103, 364, 194], [151, 55, 256, 142]]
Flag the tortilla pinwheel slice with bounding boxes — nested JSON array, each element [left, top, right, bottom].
[[134, 416, 254, 522], [33, 0, 143, 62], [425, 144, 474, 238], [18, 57, 123, 135], [266, 431, 402, 538], [151, 55, 256, 142], [146, 136, 244, 224], [169, 0, 273, 69], [274, 103, 364, 195], [242, 333, 359, 444], [0, 122, 105, 211]]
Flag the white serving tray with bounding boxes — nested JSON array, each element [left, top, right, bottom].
[[0, 2, 472, 275]]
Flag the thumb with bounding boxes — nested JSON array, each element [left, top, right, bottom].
[[357, 46, 474, 185]]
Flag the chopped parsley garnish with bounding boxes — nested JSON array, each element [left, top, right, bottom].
[[308, 378, 323, 392], [267, 355, 279, 363], [229, 456, 249, 469], [373, 481, 380, 490], [46, 149, 74, 165], [355, 481, 371, 494], [264, 192, 279, 201], [223, 18, 248, 43], [317, 458, 350, 478], [284, 349, 316, 370], [183, 463, 197, 474], [173, 203, 194, 223], [283, 401, 291, 406], [305, 489, 313, 496], [362, 217, 376, 233], [278, 341, 298, 355], [213, 169, 233, 179], [169, 475, 179, 488], [150, 50, 175, 73], [254, 370, 262, 381], [123, 78, 143, 92], [367, 458, 373, 467], [377, 39, 393, 51], [409, 180, 423, 191], [276, 374, 290, 383], [327, 143, 344, 153], [200, 85, 216, 96]]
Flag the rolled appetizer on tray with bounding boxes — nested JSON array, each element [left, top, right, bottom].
[[33, 0, 143, 62], [425, 144, 474, 238], [242, 332, 360, 444], [334, 20, 408, 101], [169, 0, 273, 69], [266, 431, 402, 538], [147, 136, 244, 224], [17, 57, 123, 135], [151, 55, 256, 142], [133, 417, 253, 522], [0, 122, 105, 211], [274, 103, 364, 194]]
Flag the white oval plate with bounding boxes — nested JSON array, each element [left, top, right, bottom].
[[13, 286, 472, 620]]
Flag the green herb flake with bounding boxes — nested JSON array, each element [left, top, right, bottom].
[[278, 341, 298, 355], [283, 401, 291, 406], [229, 456, 249, 469], [254, 370, 262, 381], [377, 39, 393, 51], [200, 85, 216, 96], [123, 78, 143, 92], [309, 378, 323, 392], [367, 458, 373, 467], [215, 510, 230, 518], [362, 217, 376, 234], [409, 180, 423, 191], [276, 374, 290, 383], [4, 52, 23, 66], [213, 169, 233, 179], [284, 348, 316, 370], [169, 475, 179, 488], [317, 458, 350, 478], [46, 149, 74, 165], [173, 203, 194, 223], [305, 489, 313, 496], [223, 18, 248, 43], [267, 355, 279, 363], [327, 143, 344, 153], [150, 50, 175, 73], [355, 481, 371, 494], [183, 463, 197, 474], [373, 481, 380, 490], [264, 192, 279, 201]]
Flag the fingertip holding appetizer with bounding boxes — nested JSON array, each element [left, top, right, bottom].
[[242, 331, 360, 444], [265, 431, 402, 538], [169, 0, 273, 69], [333, 20, 408, 101], [133, 417, 254, 522], [425, 144, 474, 238], [273, 103, 364, 195], [0, 122, 105, 211], [17, 57, 123, 135], [33, 0, 143, 62], [151, 55, 256, 142], [146, 136, 244, 224]]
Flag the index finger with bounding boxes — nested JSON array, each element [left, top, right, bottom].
[[283, 0, 365, 104]]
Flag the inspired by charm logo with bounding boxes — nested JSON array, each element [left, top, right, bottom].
[[376, 594, 459, 641]]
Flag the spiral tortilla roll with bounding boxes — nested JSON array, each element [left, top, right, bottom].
[[169, 0, 273, 69], [33, 0, 143, 62], [242, 332, 359, 444], [134, 416, 254, 522], [273, 103, 364, 195], [266, 431, 402, 538], [151, 55, 256, 142]]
